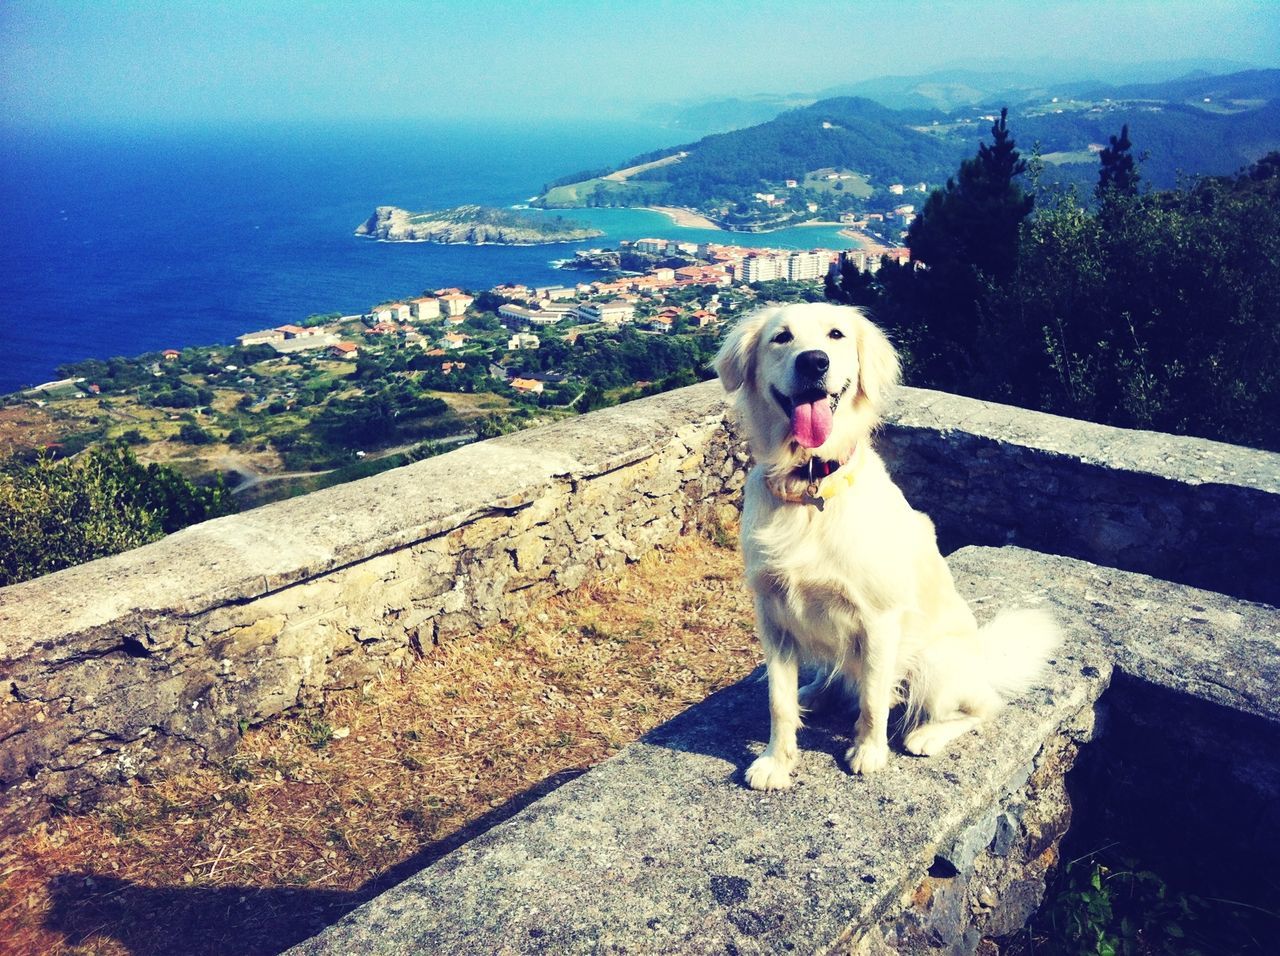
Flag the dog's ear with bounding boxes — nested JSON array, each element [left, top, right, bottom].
[[713, 310, 771, 393], [855, 313, 901, 407]]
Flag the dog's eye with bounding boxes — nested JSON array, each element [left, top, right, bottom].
[[771, 329, 793, 345], [829, 328, 846, 340]]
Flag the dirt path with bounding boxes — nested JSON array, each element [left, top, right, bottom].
[[602, 151, 687, 182]]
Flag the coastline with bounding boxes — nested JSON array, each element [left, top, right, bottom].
[[643, 206, 722, 230], [838, 227, 886, 251]]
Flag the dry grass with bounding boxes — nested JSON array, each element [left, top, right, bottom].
[[0, 536, 758, 956]]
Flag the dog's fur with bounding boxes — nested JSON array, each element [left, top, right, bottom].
[[714, 302, 1059, 789]]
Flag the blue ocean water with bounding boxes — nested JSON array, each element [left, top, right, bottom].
[[0, 120, 854, 394]]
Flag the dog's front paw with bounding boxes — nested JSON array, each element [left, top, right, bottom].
[[904, 723, 951, 756], [745, 754, 795, 791], [845, 740, 889, 775]]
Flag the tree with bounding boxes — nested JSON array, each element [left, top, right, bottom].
[[825, 255, 882, 308], [907, 107, 1033, 281], [894, 107, 1036, 390], [0, 444, 235, 586], [1097, 124, 1140, 199]]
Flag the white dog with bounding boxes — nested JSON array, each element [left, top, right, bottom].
[[714, 302, 1059, 789]]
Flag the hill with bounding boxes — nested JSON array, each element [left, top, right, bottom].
[[537, 69, 1280, 229], [537, 97, 965, 229]]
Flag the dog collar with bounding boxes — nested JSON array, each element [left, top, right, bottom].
[[766, 444, 863, 508]]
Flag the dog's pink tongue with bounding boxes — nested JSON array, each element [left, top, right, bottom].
[[791, 398, 833, 449]]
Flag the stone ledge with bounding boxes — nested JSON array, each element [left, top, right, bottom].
[[291, 544, 1280, 954], [0, 384, 731, 659]]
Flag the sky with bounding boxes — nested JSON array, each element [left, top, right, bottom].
[[2, 0, 1279, 126]]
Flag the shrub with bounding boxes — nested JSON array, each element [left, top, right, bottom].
[[0, 444, 236, 586]]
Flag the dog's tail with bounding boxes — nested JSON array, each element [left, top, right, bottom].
[[975, 608, 1062, 700], [902, 607, 1061, 731]]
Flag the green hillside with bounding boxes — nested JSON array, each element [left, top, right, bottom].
[[535, 70, 1280, 228]]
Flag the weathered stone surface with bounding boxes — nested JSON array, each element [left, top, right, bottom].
[[289, 547, 1279, 954], [0, 386, 747, 835], [880, 387, 1280, 603], [291, 547, 1127, 955]]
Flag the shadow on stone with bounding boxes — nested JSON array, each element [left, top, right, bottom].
[[640, 669, 867, 785]]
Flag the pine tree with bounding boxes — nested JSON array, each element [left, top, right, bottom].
[[891, 107, 1035, 389], [907, 107, 1034, 282], [1097, 124, 1139, 197]]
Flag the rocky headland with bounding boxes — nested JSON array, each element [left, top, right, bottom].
[[355, 204, 603, 244]]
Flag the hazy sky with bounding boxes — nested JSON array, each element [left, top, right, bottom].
[[3, 0, 1278, 125]]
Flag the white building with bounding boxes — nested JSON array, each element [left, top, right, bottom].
[[507, 332, 541, 350], [238, 329, 285, 347], [576, 300, 636, 325], [739, 255, 787, 284], [786, 251, 830, 282], [410, 297, 440, 321], [499, 303, 545, 325], [438, 293, 474, 317]]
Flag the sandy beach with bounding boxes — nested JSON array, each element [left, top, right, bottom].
[[838, 227, 885, 251], [644, 205, 722, 230]]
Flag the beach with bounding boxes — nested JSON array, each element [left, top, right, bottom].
[[644, 205, 722, 230]]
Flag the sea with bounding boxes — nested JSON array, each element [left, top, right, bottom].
[[0, 119, 855, 395]]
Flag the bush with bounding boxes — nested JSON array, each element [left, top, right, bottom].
[[0, 444, 236, 586], [177, 423, 213, 445]]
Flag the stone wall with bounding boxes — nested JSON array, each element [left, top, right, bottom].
[[3, 380, 1278, 838], [880, 388, 1280, 604], [291, 545, 1280, 955], [0, 387, 746, 837]]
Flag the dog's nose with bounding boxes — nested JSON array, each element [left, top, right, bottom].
[[795, 349, 830, 381]]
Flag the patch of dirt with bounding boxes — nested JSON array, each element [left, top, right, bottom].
[[0, 536, 759, 956], [0, 406, 63, 457]]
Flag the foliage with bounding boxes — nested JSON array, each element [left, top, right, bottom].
[[176, 422, 213, 445], [0, 444, 235, 586], [1027, 850, 1275, 956], [1097, 124, 1140, 199], [828, 115, 1280, 451]]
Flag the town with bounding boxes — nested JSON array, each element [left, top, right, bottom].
[[3, 234, 908, 507]]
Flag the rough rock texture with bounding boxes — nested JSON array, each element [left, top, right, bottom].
[[880, 387, 1280, 604], [355, 204, 603, 244], [288, 548, 1279, 955], [0, 388, 746, 836]]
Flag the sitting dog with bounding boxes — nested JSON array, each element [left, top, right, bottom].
[[713, 302, 1059, 789]]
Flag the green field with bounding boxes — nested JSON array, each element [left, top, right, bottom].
[[1042, 149, 1098, 166], [803, 168, 874, 198], [540, 178, 662, 207]]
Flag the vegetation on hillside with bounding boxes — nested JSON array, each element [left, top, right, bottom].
[[828, 114, 1280, 451], [541, 70, 1280, 224], [0, 444, 235, 586]]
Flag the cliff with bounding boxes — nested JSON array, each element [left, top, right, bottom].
[[355, 204, 603, 244]]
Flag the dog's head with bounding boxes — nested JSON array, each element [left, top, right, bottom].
[[714, 303, 900, 470]]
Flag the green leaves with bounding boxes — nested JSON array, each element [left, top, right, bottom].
[[0, 443, 235, 586]]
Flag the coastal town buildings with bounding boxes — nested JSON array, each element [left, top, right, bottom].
[[438, 292, 474, 316], [238, 329, 285, 347], [507, 333, 540, 350], [576, 300, 636, 325], [329, 342, 359, 360], [410, 297, 441, 321], [510, 377, 544, 395], [370, 303, 411, 324]]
